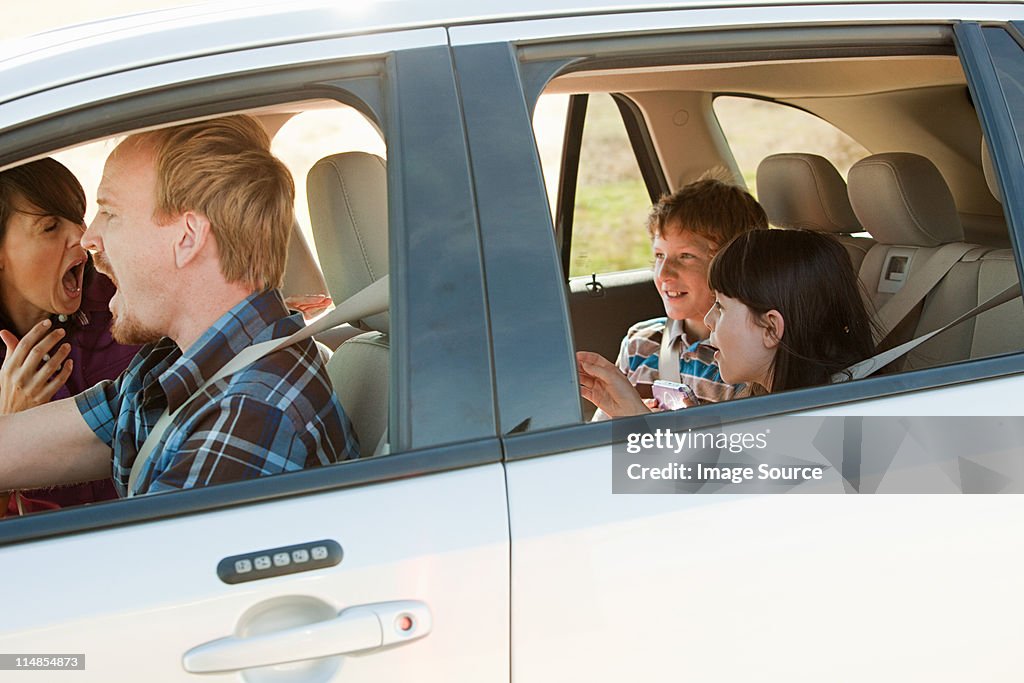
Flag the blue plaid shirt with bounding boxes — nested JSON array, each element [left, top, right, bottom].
[[616, 317, 746, 404], [76, 289, 358, 496]]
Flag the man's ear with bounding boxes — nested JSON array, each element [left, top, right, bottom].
[[761, 309, 785, 349], [173, 211, 212, 269]]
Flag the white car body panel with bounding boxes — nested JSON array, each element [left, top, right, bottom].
[[3, 0, 1021, 105], [0, 27, 447, 142], [804, 372, 1024, 416], [508, 447, 1024, 681], [0, 465, 510, 681]]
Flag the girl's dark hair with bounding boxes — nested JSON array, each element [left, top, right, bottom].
[[708, 229, 876, 392], [0, 158, 87, 243]]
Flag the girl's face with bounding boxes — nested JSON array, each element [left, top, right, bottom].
[[651, 226, 717, 325], [704, 293, 780, 390], [0, 195, 88, 333]]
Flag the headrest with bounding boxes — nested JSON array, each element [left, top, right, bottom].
[[756, 153, 862, 233], [848, 152, 964, 247], [307, 152, 389, 333], [981, 136, 1001, 204]]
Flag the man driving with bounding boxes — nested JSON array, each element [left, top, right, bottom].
[[0, 115, 358, 496]]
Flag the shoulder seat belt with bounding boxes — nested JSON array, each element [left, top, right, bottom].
[[658, 319, 682, 384], [837, 280, 1021, 382], [126, 276, 389, 497], [871, 242, 978, 345]]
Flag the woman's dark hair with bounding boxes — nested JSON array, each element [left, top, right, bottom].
[[0, 159, 90, 334], [0, 158, 87, 243], [708, 229, 876, 392]]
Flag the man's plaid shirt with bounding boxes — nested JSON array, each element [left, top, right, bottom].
[[76, 289, 358, 496]]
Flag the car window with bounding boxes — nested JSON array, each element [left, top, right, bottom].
[[0, 42, 493, 534], [522, 29, 1024, 429], [570, 95, 655, 276], [271, 108, 387, 265], [534, 93, 658, 277], [713, 95, 870, 193]]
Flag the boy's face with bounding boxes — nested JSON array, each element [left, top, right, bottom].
[[651, 225, 717, 323]]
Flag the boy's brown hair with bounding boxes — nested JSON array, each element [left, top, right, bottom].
[[647, 176, 768, 245]]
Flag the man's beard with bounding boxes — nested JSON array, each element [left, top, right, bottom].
[[110, 312, 163, 346]]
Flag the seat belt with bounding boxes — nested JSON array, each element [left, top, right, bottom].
[[871, 242, 977, 345], [127, 276, 389, 497], [836, 280, 1022, 382], [658, 318, 682, 384]]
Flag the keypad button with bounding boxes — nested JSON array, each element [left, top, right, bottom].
[[311, 545, 328, 561], [273, 552, 291, 567], [254, 555, 272, 570], [292, 549, 310, 563], [234, 559, 253, 574]]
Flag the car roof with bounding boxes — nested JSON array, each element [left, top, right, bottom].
[[4, 0, 1023, 112], [1, 0, 1018, 106]]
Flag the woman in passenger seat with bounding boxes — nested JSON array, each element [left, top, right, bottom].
[[0, 158, 140, 516], [703, 229, 876, 394], [577, 177, 767, 418]]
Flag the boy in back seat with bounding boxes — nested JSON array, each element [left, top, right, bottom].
[[578, 177, 767, 418]]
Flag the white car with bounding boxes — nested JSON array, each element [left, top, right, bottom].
[[1, 0, 1023, 680]]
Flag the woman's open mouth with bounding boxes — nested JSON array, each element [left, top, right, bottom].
[[62, 258, 86, 298]]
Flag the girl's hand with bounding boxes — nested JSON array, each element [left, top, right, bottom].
[[576, 351, 651, 418], [284, 294, 333, 321], [0, 320, 73, 415]]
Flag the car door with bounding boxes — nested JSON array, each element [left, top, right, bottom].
[[0, 22, 509, 683], [454, 6, 1024, 682]]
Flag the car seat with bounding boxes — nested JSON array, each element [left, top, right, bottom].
[[756, 152, 873, 272], [901, 140, 1024, 369], [307, 152, 390, 455], [847, 152, 990, 362]]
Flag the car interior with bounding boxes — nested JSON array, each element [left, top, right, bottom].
[[13, 40, 1024, 468], [535, 49, 1024, 419]]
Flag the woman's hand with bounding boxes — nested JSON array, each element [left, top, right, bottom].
[[284, 294, 333, 321], [0, 320, 73, 415], [576, 351, 651, 418]]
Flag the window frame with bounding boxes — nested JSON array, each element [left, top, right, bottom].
[[459, 21, 1024, 460], [0, 44, 500, 547]]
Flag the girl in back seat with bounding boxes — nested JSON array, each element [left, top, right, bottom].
[[703, 228, 876, 394]]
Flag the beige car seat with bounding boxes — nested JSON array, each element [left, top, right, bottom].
[[848, 152, 989, 361], [902, 141, 1023, 370], [756, 152, 873, 272], [307, 152, 390, 455]]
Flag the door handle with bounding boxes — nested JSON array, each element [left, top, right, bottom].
[[183, 600, 431, 673]]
